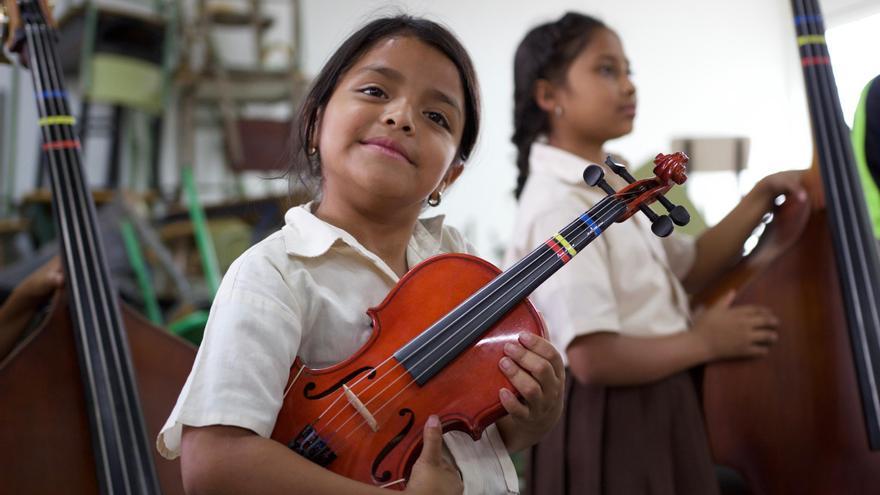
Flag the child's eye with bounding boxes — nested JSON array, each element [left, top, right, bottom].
[[360, 86, 387, 98], [598, 65, 618, 77], [425, 111, 450, 130]]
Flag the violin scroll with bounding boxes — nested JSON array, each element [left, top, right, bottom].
[[653, 152, 689, 185], [582, 153, 691, 237]]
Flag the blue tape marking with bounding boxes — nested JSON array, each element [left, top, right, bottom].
[[579, 213, 602, 236]]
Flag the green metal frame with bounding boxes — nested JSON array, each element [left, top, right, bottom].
[[182, 166, 222, 297], [120, 219, 163, 325]]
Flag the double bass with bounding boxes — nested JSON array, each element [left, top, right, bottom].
[[701, 0, 880, 492], [0, 1, 195, 493]]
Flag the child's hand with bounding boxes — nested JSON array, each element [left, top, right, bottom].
[[17, 256, 64, 303], [753, 170, 809, 206], [406, 415, 462, 495], [693, 291, 779, 360], [496, 332, 564, 452]]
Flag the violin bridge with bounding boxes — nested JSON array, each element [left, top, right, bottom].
[[343, 384, 379, 432]]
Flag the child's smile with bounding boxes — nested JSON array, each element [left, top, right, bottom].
[[317, 36, 466, 212]]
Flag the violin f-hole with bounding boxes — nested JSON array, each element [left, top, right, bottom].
[[371, 408, 415, 483], [303, 366, 376, 400]]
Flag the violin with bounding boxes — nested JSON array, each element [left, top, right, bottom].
[[271, 153, 691, 488], [0, 2, 195, 493], [700, 0, 880, 492]]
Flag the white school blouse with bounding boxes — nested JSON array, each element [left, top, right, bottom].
[[158, 203, 518, 494], [504, 143, 696, 366]]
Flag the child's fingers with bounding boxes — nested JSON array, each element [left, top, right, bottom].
[[749, 329, 778, 345], [747, 344, 771, 357], [420, 415, 443, 466], [503, 341, 558, 392], [499, 355, 544, 405], [499, 387, 530, 419], [518, 333, 564, 379]]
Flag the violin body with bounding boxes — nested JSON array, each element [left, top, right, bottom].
[[269, 155, 690, 489], [271, 253, 545, 488], [0, 290, 195, 494], [701, 197, 880, 493]]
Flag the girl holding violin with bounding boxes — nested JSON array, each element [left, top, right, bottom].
[[158, 15, 564, 495], [505, 12, 810, 494]]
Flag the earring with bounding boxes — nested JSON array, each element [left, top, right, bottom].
[[308, 146, 317, 156], [554, 106, 564, 117], [427, 190, 442, 207]]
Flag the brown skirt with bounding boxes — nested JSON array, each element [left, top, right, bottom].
[[528, 370, 720, 495]]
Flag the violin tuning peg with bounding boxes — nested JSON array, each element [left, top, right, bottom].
[[668, 205, 690, 226], [583, 165, 616, 195], [638, 204, 659, 222], [604, 156, 636, 184], [583, 165, 604, 186], [655, 195, 691, 226], [650, 215, 674, 237]]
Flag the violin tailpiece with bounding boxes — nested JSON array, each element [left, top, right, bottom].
[[288, 424, 337, 467]]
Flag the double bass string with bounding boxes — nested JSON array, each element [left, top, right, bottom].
[[24, 20, 124, 489], [29, 20, 141, 490], [796, 0, 880, 441], [25, 17, 158, 492], [812, 0, 880, 426]]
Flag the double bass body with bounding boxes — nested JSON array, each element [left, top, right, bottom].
[[702, 196, 880, 493], [0, 291, 194, 493]]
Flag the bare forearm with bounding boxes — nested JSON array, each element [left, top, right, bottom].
[[182, 426, 389, 495], [566, 331, 711, 386], [684, 187, 773, 293]]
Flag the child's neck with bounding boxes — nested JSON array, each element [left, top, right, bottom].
[[314, 199, 415, 278], [547, 134, 606, 165]]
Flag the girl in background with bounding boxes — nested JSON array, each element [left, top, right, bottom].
[[159, 15, 563, 495], [506, 12, 806, 494]]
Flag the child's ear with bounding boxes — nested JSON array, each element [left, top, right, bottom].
[[533, 79, 558, 114], [443, 161, 465, 189], [310, 109, 324, 152]]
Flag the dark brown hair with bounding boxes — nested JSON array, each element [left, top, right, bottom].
[[287, 15, 481, 198], [512, 12, 607, 198]]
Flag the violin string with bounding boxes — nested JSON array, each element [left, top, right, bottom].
[[317, 191, 645, 448], [330, 195, 635, 446], [309, 195, 629, 448]]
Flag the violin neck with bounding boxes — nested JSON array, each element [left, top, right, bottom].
[[395, 196, 626, 385], [792, 0, 880, 449], [18, 2, 160, 491]]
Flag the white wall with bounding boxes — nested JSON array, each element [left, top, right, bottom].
[[297, 0, 818, 260], [2, 0, 878, 263]]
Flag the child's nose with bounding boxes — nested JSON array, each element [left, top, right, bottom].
[[383, 105, 414, 133]]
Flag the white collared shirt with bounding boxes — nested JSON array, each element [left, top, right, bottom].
[[158, 203, 518, 494], [503, 143, 696, 364]]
